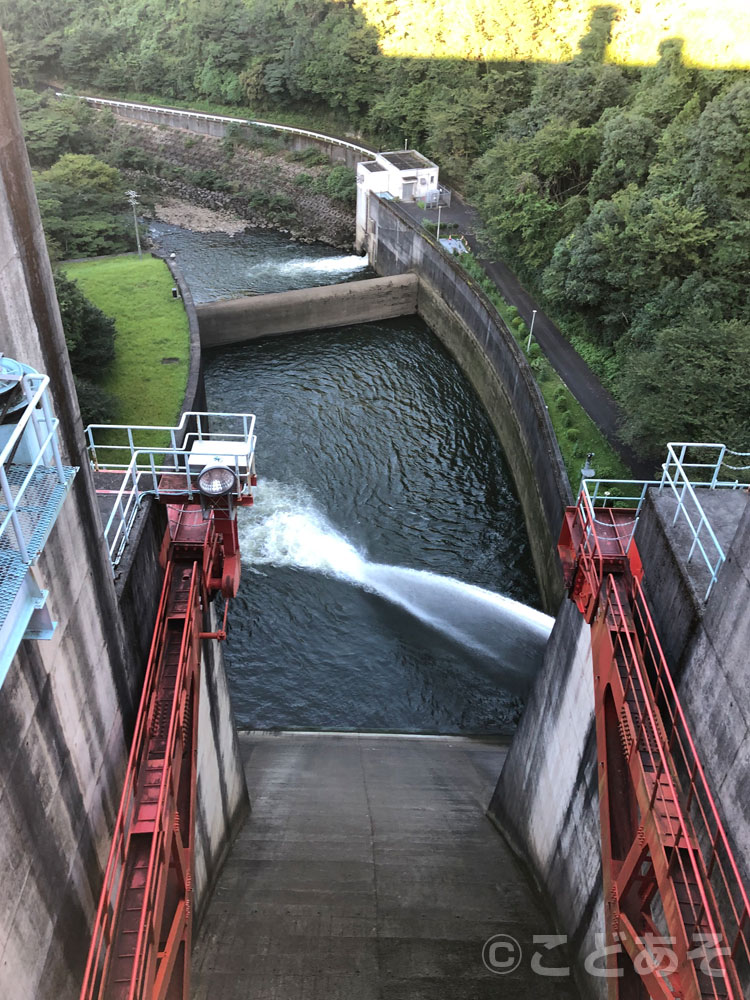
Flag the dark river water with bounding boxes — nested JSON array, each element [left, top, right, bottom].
[[150, 222, 550, 734]]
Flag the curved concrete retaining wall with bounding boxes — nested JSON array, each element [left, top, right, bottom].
[[197, 274, 418, 348], [165, 253, 207, 417], [368, 195, 571, 612], [71, 94, 374, 170]]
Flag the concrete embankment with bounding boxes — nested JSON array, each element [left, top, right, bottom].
[[196, 273, 419, 347]]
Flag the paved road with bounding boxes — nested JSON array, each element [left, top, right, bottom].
[[401, 194, 653, 479], [193, 732, 579, 1000]]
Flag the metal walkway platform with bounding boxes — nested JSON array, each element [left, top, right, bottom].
[[192, 732, 577, 999]]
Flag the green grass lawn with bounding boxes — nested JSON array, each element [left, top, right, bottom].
[[61, 254, 189, 463], [62, 253, 189, 431]]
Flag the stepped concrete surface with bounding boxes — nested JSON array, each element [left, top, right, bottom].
[[192, 731, 578, 999]]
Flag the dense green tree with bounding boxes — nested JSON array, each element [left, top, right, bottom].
[[54, 271, 116, 377], [54, 272, 117, 424], [34, 153, 132, 259], [15, 90, 101, 167], [618, 318, 750, 451], [3, 0, 748, 453], [544, 186, 715, 339]]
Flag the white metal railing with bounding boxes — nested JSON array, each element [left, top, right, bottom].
[[581, 443, 749, 602], [60, 93, 375, 159], [662, 442, 750, 490], [579, 478, 661, 557], [86, 412, 256, 569], [659, 443, 750, 600], [0, 372, 68, 563]]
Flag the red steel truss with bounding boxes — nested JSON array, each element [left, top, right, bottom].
[[80, 500, 244, 1000], [559, 493, 750, 999]]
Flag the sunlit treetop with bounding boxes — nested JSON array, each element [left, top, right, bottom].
[[350, 0, 750, 69]]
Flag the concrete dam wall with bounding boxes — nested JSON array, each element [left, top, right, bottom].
[[0, 53, 247, 999], [196, 273, 418, 347]]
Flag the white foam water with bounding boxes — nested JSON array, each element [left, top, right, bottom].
[[295, 254, 369, 274], [240, 481, 553, 684], [240, 253, 368, 291]]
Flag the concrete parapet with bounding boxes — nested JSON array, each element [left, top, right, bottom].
[[488, 600, 604, 999], [196, 273, 419, 348], [86, 97, 372, 170]]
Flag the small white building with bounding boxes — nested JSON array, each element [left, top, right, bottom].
[[355, 149, 448, 252]]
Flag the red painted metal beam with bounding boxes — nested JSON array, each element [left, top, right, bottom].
[[80, 502, 231, 1000], [559, 493, 750, 999]]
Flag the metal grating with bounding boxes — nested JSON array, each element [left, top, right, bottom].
[[0, 550, 30, 620], [0, 462, 76, 640], [0, 462, 77, 562]]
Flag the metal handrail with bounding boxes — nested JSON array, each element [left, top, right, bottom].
[[659, 443, 745, 600], [86, 412, 256, 569], [606, 576, 735, 996], [580, 442, 749, 603], [101, 443, 256, 568], [0, 373, 68, 562], [86, 411, 255, 469], [607, 575, 750, 994], [631, 577, 750, 977]]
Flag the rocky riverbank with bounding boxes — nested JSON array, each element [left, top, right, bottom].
[[152, 197, 248, 235], [115, 119, 355, 248]]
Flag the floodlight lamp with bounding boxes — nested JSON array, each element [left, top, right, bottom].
[[198, 464, 236, 497]]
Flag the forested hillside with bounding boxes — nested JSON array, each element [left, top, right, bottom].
[[2, 0, 748, 452]]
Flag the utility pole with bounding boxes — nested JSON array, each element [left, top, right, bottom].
[[526, 309, 537, 352], [436, 203, 442, 242], [126, 190, 142, 259]]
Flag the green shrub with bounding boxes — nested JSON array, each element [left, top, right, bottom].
[[324, 164, 356, 206], [74, 375, 117, 425], [286, 146, 328, 166], [184, 167, 233, 191]]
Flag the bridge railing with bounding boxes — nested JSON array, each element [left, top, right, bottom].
[[579, 442, 749, 602], [659, 443, 750, 600]]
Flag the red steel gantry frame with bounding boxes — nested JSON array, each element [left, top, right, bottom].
[[558, 492, 750, 999], [80, 491, 249, 1000]]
